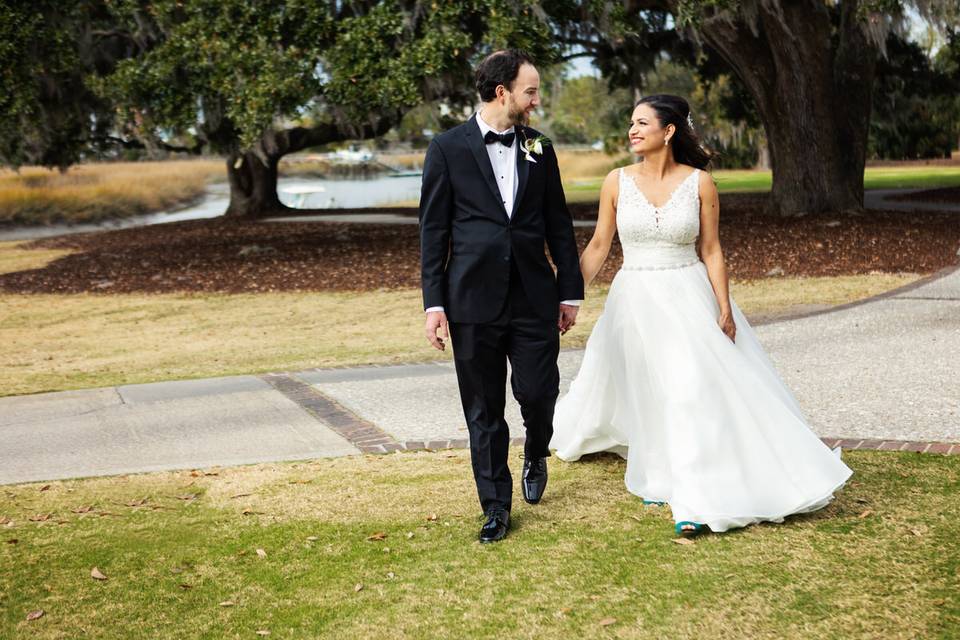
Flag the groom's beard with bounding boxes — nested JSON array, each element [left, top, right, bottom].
[[507, 103, 529, 126]]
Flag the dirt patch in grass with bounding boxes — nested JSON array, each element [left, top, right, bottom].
[[0, 201, 956, 295]]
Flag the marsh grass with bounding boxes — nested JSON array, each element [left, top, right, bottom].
[[1, 449, 957, 638], [0, 160, 225, 225]]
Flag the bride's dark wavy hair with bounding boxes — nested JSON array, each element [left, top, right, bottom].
[[636, 94, 714, 170]]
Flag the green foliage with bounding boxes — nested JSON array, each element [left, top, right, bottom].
[[98, 0, 561, 153], [870, 30, 960, 159], [539, 75, 632, 145], [97, 0, 338, 151], [0, 1, 114, 169]]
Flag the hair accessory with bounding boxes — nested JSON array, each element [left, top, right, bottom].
[[686, 113, 695, 131]]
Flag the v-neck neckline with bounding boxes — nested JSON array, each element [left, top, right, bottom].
[[626, 168, 698, 211]]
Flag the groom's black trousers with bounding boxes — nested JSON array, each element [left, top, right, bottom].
[[449, 263, 560, 514]]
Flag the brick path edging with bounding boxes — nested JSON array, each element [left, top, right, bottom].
[[262, 373, 959, 458], [367, 436, 959, 456]]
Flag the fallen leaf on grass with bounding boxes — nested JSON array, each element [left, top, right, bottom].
[[599, 617, 617, 626], [354, 583, 364, 592], [288, 479, 311, 485], [366, 532, 387, 541], [256, 631, 270, 636], [558, 607, 572, 616], [306, 536, 319, 542], [28, 514, 53, 522], [857, 509, 873, 519], [241, 508, 263, 516], [629, 515, 643, 522], [179, 583, 193, 590], [175, 494, 197, 501], [71, 506, 94, 514], [39, 485, 51, 492], [230, 493, 252, 499], [256, 548, 267, 559], [90, 567, 107, 581], [125, 498, 148, 507], [26, 609, 45, 621], [0, 516, 10, 525], [6, 539, 17, 544], [406, 532, 415, 539], [909, 528, 924, 537], [387, 572, 395, 579], [672, 538, 695, 545], [218, 601, 235, 607], [426, 514, 438, 522]]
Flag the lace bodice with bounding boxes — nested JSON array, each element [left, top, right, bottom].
[[616, 167, 701, 270]]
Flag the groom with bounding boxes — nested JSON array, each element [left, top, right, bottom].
[[419, 49, 584, 543]]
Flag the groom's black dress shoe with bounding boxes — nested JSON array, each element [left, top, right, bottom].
[[522, 457, 548, 504], [479, 507, 510, 543]]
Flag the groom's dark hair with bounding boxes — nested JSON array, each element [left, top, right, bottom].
[[475, 49, 534, 102]]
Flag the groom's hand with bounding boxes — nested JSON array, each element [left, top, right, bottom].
[[425, 310, 449, 351], [558, 304, 579, 335]]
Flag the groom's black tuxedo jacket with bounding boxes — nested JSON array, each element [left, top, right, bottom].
[[419, 116, 584, 324]]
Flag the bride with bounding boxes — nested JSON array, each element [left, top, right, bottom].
[[550, 94, 852, 537]]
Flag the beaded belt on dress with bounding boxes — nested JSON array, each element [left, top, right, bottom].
[[620, 244, 700, 271]]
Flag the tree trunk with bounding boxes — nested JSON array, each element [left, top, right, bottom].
[[221, 114, 402, 219], [224, 151, 288, 218], [697, 0, 877, 216], [755, 142, 770, 170]]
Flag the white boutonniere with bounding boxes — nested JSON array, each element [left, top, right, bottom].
[[521, 134, 550, 163]]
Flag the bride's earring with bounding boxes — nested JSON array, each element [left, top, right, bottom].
[[664, 138, 669, 146]]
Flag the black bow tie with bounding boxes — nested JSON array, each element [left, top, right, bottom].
[[483, 130, 515, 147]]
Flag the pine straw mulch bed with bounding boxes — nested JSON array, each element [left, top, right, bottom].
[[1, 194, 958, 294]]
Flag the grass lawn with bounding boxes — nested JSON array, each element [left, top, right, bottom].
[[564, 165, 960, 203], [1, 448, 957, 638], [0, 264, 918, 396]]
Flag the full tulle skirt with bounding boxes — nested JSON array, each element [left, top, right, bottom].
[[551, 262, 852, 532]]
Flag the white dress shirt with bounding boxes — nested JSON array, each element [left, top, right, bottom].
[[475, 111, 519, 217], [425, 112, 580, 314]]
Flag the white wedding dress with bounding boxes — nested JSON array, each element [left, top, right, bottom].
[[551, 167, 852, 532]]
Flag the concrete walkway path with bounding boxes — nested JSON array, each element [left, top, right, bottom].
[[1, 265, 958, 485]]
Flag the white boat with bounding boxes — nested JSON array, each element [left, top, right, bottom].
[[280, 185, 327, 208]]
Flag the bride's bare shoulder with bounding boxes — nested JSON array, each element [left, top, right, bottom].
[[602, 166, 622, 189], [696, 167, 718, 201]]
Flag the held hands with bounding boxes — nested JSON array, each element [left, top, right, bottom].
[[558, 304, 579, 335], [718, 310, 736, 342], [425, 310, 449, 351]]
